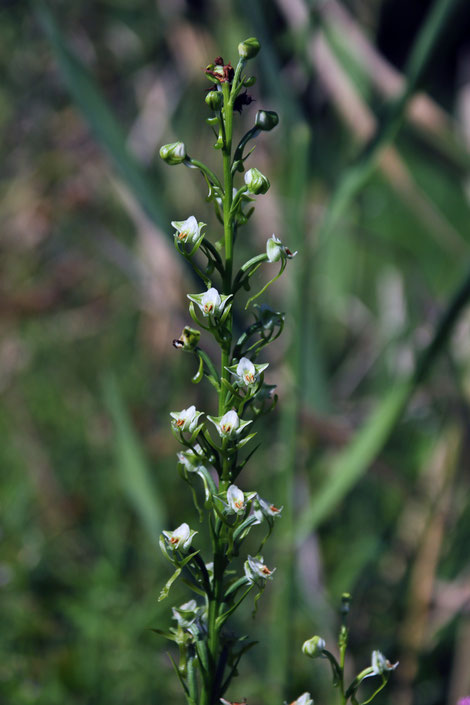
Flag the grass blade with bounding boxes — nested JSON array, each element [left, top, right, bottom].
[[297, 263, 470, 539], [314, 0, 467, 248], [102, 373, 166, 540], [35, 0, 167, 231]]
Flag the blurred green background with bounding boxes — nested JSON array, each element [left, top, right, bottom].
[[2, 0, 470, 704]]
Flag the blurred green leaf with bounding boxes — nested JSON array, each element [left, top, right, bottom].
[[102, 373, 166, 540]]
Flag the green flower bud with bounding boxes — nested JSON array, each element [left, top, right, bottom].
[[205, 90, 223, 110], [302, 635, 326, 658], [238, 37, 261, 60], [255, 110, 279, 132], [159, 141, 187, 165], [244, 167, 270, 195], [173, 326, 201, 351], [244, 76, 256, 87]]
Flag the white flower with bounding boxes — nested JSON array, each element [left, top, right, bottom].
[[162, 522, 197, 551], [226, 358, 269, 388], [237, 357, 256, 385], [171, 215, 205, 245], [371, 650, 399, 675], [170, 405, 203, 433], [302, 636, 326, 658], [177, 445, 206, 472], [254, 495, 283, 523], [266, 234, 298, 263], [172, 599, 201, 627], [227, 484, 246, 514], [202, 288, 221, 315], [290, 693, 314, 705], [208, 410, 252, 439], [244, 555, 275, 584], [187, 287, 232, 319]]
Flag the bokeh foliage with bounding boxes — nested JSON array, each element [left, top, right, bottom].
[[2, 1, 470, 704]]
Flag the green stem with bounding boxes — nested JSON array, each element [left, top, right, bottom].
[[201, 79, 235, 705]]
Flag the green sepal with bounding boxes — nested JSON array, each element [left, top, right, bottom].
[[236, 431, 257, 450], [158, 550, 200, 602], [191, 355, 204, 384], [188, 302, 211, 332], [216, 584, 253, 629]]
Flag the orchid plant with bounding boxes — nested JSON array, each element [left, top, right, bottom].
[[157, 37, 397, 705]]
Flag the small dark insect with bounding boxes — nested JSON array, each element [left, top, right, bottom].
[[233, 90, 254, 114]]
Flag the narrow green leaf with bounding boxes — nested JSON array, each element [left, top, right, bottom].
[[298, 262, 470, 538]]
